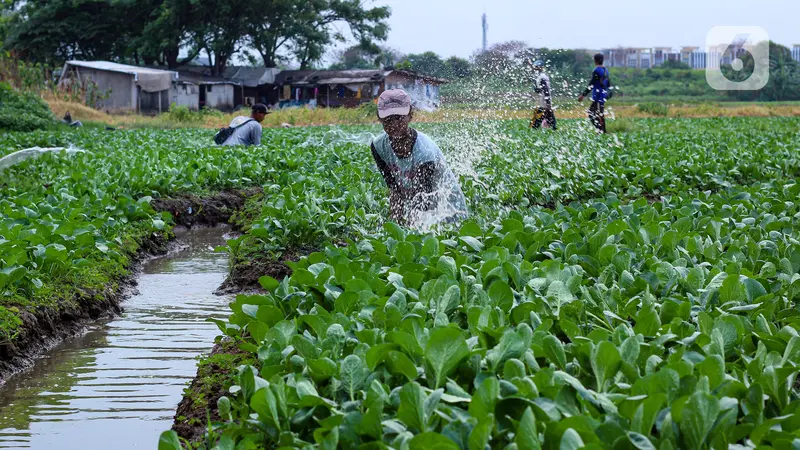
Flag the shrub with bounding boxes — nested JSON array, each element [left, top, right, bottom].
[[0, 82, 56, 132], [636, 102, 669, 117]]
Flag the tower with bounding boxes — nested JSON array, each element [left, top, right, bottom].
[[481, 13, 488, 52]]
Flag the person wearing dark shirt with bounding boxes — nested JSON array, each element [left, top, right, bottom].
[[578, 53, 611, 133], [530, 60, 557, 130]]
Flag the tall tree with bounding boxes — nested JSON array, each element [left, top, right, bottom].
[[4, 0, 127, 63], [247, 0, 390, 68], [398, 52, 447, 77], [330, 44, 402, 69]]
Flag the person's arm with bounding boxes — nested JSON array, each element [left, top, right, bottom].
[[579, 70, 601, 100], [252, 122, 262, 146], [371, 143, 405, 223], [407, 161, 438, 213]]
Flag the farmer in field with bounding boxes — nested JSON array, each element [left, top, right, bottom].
[[530, 60, 557, 130], [370, 89, 468, 227], [218, 104, 269, 146], [578, 53, 612, 133]]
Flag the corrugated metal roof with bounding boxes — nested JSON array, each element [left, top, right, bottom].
[[65, 61, 178, 78], [224, 67, 281, 87], [177, 71, 240, 86], [275, 69, 447, 86]]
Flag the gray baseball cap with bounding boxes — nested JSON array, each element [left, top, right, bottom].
[[377, 89, 412, 119]]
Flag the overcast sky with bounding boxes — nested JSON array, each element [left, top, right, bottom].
[[373, 0, 800, 58]]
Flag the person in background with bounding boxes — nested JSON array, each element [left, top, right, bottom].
[[62, 111, 83, 127], [530, 60, 557, 130], [578, 53, 612, 133], [370, 89, 468, 227], [221, 104, 268, 146]]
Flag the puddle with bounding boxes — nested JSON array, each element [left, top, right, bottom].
[[0, 226, 232, 449]]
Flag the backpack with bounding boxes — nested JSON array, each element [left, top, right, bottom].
[[214, 119, 254, 145]]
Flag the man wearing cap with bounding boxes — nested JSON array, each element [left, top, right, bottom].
[[371, 89, 468, 227], [221, 104, 269, 146], [531, 60, 556, 130]]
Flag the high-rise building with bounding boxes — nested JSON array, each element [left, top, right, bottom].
[[793, 45, 800, 63]]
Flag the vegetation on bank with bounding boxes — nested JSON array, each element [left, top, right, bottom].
[[3, 117, 800, 448], [0, 81, 55, 132], [146, 116, 800, 449]]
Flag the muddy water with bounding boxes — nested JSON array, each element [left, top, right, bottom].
[[0, 226, 232, 449]]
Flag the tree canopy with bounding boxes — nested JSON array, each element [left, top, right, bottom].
[[1, 0, 391, 74]]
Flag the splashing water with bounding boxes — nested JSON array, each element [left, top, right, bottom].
[[0, 146, 87, 171], [300, 128, 378, 148]]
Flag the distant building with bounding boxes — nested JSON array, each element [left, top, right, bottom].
[[274, 69, 447, 110], [793, 45, 800, 63], [58, 61, 177, 114], [173, 72, 240, 111]]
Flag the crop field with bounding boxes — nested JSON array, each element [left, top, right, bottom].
[[2, 116, 800, 449]]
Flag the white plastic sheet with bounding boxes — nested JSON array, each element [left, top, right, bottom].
[[0, 147, 86, 171]]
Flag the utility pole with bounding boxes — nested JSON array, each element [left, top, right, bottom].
[[482, 13, 488, 52]]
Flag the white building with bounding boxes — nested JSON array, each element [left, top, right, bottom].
[[793, 45, 800, 63], [58, 61, 177, 113]]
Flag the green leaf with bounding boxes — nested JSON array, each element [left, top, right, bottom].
[[157, 431, 183, 450], [627, 432, 656, 450], [679, 391, 719, 450], [398, 382, 427, 433], [720, 273, 746, 303], [591, 341, 621, 392], [543, 335, 567, 370], [488, 281, 514, 312], [409, 432, 460, 450], [468, 376, 499, 418], [258, 275, 280, 292], [394, 241, 417, 264], [425, 327, 469, 389], [386, 351, 419, 381], [251, 387, 282, 432], [460, 236, 484, 252], [469, 414, 494, 450], [437, 256, 457, 279], [634, 304, 661, 336], [546, 280, 574, 306], [340, 355, 368, 400], [560, 428, 585, 450], [486, 328, 528, 372], [516, 406, 541, 450]]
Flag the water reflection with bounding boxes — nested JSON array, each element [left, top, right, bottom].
[[0, 226, 231, 449]]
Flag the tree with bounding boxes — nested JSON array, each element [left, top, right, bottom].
[[329, 44, 403, 69], [660, 59, 690, 70], [472, 41, 532, 78], [398, 52, 447, 77], [721, 41, 800, 101], [4, 0, 128, 63], [246, 0, 390, 68], [444, 56, 471, 78]]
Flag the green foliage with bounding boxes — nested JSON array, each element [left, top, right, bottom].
[[164, 103, 224, 123], [3, 0, 390, 73], [636, 102, 669, 116], [0, 81, 55, 131], [3, 117, 800, 448]]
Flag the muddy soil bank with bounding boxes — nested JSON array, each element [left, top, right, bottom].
[[0, 232, 170, 384], [214, 247, 311, 294], [152, 189, 257, 228], [0, 190, 254, 385], [172, 341, 255, 443]]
